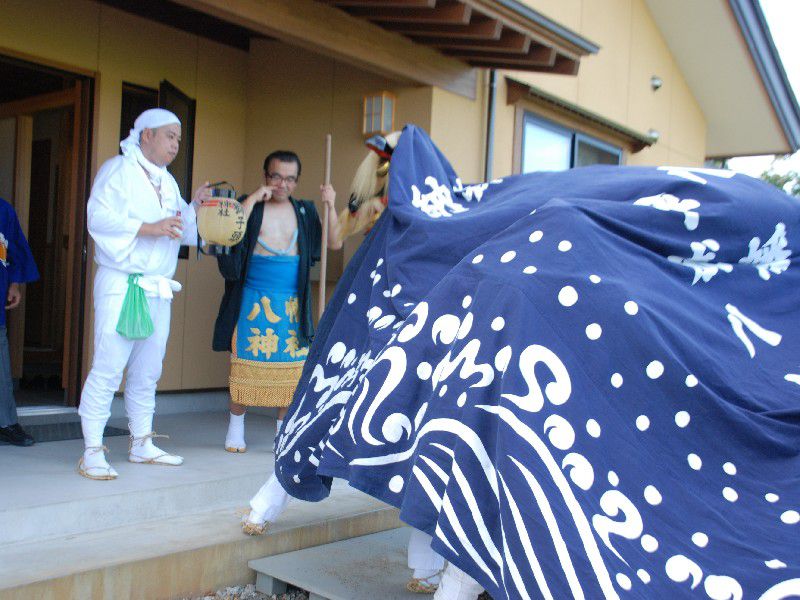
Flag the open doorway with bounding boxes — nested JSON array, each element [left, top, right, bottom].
[[0, 54, 93, 408]]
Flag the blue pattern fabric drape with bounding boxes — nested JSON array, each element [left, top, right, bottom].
[[274, 125, 799, 599]]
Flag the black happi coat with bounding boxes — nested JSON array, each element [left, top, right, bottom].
[[212, 197, 322, 352]]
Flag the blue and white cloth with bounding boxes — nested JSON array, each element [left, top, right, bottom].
[[275, 125, 800, 599]]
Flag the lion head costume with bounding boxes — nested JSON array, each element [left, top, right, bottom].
[[339, 131, 401, 239]]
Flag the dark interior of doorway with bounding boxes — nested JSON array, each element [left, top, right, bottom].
[[0, 56, 81, 406]]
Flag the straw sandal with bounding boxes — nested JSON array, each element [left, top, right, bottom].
[[128, 432, 183, 466], [77, 446, 118, 480], [406, 575, 440, 594], [241, 509, 269, 536], [225, 444, 247, 453]]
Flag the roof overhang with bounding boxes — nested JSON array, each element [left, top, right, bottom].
[[644, 0, 800, 158], [319, 0, 599, 74]]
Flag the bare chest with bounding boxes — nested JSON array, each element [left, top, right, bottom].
[[256, 202, 299, 256]]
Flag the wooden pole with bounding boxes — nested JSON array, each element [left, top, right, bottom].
[[318, 133, 331, 319]]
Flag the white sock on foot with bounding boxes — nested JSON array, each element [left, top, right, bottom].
[[129, 435, 183, 465], [248, 473, 289, 524], [81, 446, 118, 477], [226, 412, 246, 449], [433, 564, 483, 600], [413, 568, 442, 585]]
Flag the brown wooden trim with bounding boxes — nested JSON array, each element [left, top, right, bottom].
[[444, 44, 555, 65], [426, 28, 530, 53], [63, 80, 92, 404], [523, 54, 579, 75], [0, 45, 97, 79], [460, 0, 594, 58], [385, 17, 502, 39], [172, 0, 477, 99], [9, 116, 33, 379], [324, 0, 436, 6], [0, 87, 79, 119], [348, 2, 471, 24]]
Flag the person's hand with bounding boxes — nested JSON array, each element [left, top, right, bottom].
[[246, 185, 273, 204], [6, 283, 21, 310], [320, 184, 336, 210], [140, 216, 183, 239], [192, 181, 212, 207]]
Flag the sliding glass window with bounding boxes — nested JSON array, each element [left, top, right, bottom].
[[522, 112, 622, 172]]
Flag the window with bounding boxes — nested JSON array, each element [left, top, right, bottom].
[[120, 83, 158, 144], [521, 112, 622, 173]]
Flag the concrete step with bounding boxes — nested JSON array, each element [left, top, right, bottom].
[[250, 528, 423, 600], [0, 411, 280, 544], [17, 391, 240, 425], [0, 482, 401, 599]]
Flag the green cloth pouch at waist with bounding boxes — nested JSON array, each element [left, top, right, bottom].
[[115, 274, 154, 340]]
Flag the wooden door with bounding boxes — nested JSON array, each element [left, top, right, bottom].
[[0, 83, 90, 404]]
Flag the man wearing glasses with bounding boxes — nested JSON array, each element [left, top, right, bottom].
[[212, 150, 342, 532]]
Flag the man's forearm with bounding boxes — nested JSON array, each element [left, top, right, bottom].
[[326, 207, 343, 250], [241, 195, 259, 219]]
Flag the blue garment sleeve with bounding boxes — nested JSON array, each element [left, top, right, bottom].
[[7, 209, 39, 284]]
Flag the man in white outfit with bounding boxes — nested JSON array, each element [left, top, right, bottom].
[[78, 108, 210, 480]]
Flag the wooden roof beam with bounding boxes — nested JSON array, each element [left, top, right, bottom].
[[347, 2, 471, 25], [525, 53, 579, 75], [321, 0, 437, 7], [444, 43, 555, 65], [424, 28, 530, 53], [383, 17, 502, 39]]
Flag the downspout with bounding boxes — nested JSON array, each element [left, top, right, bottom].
[[484, 69, 497, 182]]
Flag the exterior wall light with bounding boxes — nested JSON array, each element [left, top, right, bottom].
[[647, 128, 661, 142], [650, 75, 663, 91], [362, 91, 396, 137]]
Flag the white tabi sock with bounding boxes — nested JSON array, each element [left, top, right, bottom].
[[276, 418, 284, 435], [433, 564, 484, 600], [129, 420, 183, 466], [81, 418, 105, 450], [80, 420, 117, 476], [413, 569, 442, 585], [226, 412, 246, 449], [248, 472, 290, 524]]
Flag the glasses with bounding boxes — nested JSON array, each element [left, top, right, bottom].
[[266, 173, 298, 185]]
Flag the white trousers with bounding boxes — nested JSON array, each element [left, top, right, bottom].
[[408, 529, 446, 572], [79, 277, 172, 447], [434, 563, 484, 600], [408, 530, 482, 598]]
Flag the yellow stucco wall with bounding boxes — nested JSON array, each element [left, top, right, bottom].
[[0, 0, 248, 391], [243, 39, 437, 279], [430, 74, 487, 183], [490, 0, 708, 175]]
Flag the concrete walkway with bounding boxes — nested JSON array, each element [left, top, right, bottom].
[[0, 410, 280, 543], [0, 410, 399, 599], [250, 528, 419, 600]]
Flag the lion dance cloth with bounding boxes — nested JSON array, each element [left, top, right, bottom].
[[275, 125, 799, 599]]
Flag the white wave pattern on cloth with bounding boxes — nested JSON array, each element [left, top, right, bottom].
[[274, 126, 800, 599]]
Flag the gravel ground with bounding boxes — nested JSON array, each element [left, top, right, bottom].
[[182, 584, 307, 600]]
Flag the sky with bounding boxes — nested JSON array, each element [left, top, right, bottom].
[[726, 0, 800, 178]]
